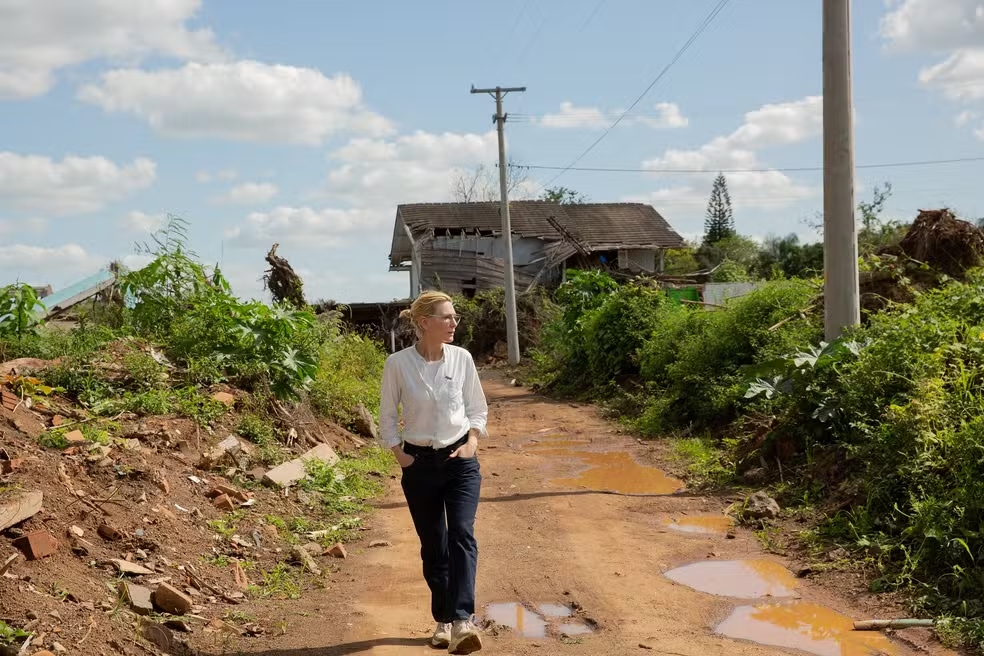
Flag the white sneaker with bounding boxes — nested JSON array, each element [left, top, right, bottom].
[[448, 619, 483, 654], [431, 622, 452, 648]]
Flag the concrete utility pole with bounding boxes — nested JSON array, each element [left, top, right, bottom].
[[822, 0, 860, 341], [471, 84, 526, 365]]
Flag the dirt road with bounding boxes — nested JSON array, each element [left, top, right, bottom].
[[211, 373, 952, 656]]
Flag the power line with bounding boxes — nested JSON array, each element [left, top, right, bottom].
[[513, 155, 984, 175], [535, 0, 732, 192]]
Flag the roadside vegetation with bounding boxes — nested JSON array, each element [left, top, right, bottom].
[[527, 190, 984, 651], [1, 216, 392, 578]]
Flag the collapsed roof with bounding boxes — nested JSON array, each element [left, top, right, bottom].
[[388, 201, 685, 268]]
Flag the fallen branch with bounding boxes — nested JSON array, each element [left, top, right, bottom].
[[768, 304, 817, 332], [853, 619, 935, 631], [679, 299, 727, 309]]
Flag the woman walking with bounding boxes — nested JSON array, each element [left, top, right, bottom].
[[379, 291, 488, 654]]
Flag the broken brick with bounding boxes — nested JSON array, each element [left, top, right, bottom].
[[51, 414, 65, 426], [64, 429, 86, 444], [211, 391, 236, 407], [12, 530, 59, 560], [325, 543, 347, 559], [98, 523, 125, 541], [207, 483, 249, 503], [153, 472, 170, 495], [152, 583, 193, 615], [212, 494, 236, 512], [0, 389, 17, 411]]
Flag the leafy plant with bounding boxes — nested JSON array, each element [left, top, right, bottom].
[[0, 283, 45, 340], [0, 619, 30, 646]]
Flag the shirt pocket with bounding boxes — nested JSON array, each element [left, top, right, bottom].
[[440, 376, 465, 412]]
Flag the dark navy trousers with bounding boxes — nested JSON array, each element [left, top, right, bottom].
[[401, 435, 482, 623]]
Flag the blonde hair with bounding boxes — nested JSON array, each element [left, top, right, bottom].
[[401, 291, 453, 335]]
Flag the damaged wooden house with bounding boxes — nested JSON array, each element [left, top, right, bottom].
[[388, 201, 686, 297]]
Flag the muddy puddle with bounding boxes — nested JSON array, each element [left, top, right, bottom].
[[533, 448, 684, 495], [665, 515, 734, 535], [716, 601, 896, 656], [665, 560, 799, 598], [483, 602, 595, 638]]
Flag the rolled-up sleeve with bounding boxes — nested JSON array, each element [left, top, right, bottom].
[[462, 352, 488, 436], [378, 356, 402, 449]]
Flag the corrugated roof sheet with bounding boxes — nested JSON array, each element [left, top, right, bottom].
[[389, 201, 684, 265]]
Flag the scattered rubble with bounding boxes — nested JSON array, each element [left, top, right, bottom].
[[12, 530, 58, 560], [291, 545, 323, 576], [153, 582, 194, 615], [121, 581, 154, 615], [743, 491, 781, 520], [109, 558, 155, 576], [325, 543, 347, 559], [262, 443, 339, 488]]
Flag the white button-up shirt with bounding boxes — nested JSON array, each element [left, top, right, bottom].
[[378, 344, 488, 449]]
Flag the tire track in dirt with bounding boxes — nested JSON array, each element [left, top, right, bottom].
[[218, 372, 955, 656]]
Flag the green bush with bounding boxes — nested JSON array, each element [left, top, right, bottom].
[[119, 217, 320, 400], [662, 280, 820, 427], [738, 272, 984, 637], [535, 274, 819, 430], [452, 286, 558, 358], [309, 331, 386, 427]]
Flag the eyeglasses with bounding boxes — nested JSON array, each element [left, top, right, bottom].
[[428, 314, 462, 323]]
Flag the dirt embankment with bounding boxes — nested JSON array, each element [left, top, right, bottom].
[[1, 360, 375, 656]]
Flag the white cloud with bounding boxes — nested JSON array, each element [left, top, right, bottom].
[[539, 102, 609, 129], [196, 169, 238, 184], [643, 96, 821, 172], [226, 206, 380, 248], [882, 2, 984, 109], [956, 109, 978, 126], [227, 130, 500, 251], [629, 171, 814, 212], [79, 61, 394, 145], [326, 130, 499, 204], [0, 0, 224, 99], [638, 102, 689, 129], [920, 49, 984, 100], [632, 96, 822, 228], [0, 152, 156, 216], [537, 101, 688, 130], [881, 0, 984, 51], [0, 243, 104, 277], [214, 182, 278, 205], [121, 210, 166, 234]]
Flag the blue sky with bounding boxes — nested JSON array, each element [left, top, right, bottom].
[[2, 0, 984, 302]]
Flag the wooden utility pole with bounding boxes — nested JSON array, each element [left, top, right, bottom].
[[471, 84, 526, 365], [822, 0, 860, 340]]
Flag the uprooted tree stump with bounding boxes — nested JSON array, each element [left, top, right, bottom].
[[264, 243, 307, 309], [894, 208, 984, 278], [857, 208, 984, 314]]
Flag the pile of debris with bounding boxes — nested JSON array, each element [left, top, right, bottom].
[[0, 358, 382, 656], [861, 208, 984, 313], [894, 208, 984, 278]]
